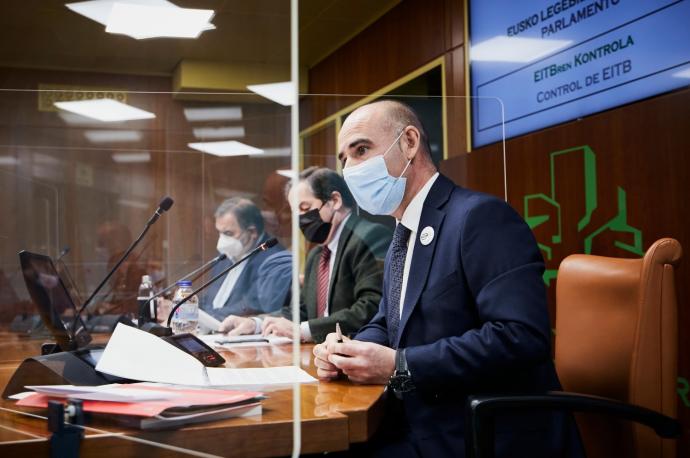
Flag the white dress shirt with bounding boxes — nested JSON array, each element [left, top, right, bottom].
[[398, 172, 439, 317], [212, 258, 247, 309]]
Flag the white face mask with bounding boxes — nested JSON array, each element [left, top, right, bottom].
[[216, 233, 243, 259]]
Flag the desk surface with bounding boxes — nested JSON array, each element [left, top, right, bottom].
[[0, 331, 385, 457]]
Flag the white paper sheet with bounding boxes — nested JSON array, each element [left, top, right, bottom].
[[95, 324, 315, 390], [198, 309, 221, 333], [96, 323, 206, 386], [206, 366, 317, 391], [25, 384, 180, 402]]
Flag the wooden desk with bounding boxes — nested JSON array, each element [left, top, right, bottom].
[[0, 332, 385, 457]]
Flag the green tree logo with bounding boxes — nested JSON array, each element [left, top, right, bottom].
[[523, 145, 644, 285]]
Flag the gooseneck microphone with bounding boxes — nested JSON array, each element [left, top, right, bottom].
[[57, 246, 70, 262], [72, 196, 174, 334], [146, 196, 174, 226], [138, 253, 227, 325], [159, 238, 278, 333]]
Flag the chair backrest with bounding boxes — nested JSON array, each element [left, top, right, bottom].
[[555, 238, 682, 458]]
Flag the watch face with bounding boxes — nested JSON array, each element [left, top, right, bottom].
[[389, 373, 413, 393]]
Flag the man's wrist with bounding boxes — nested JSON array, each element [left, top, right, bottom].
[[300, 321, 313, 342], [389, 348, 415, 398]]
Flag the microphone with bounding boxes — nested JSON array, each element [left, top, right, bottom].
[[57, 246, 70, 262], [146, 196, 174, 226], [71, 196, 174, 335], [147, 238, 277, 336], [138, 253, 227, 326]]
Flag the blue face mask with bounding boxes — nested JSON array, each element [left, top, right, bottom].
[[343, 130, 411, 215]]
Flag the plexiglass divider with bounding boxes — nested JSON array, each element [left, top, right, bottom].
[[0, 91, 505, 456]]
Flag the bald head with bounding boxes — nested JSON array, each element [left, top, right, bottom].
[[363, 100, 429, 149], [338, 99, 438, 218]]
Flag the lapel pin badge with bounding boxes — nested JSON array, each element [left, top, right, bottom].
[[420, 226, 434, 246]]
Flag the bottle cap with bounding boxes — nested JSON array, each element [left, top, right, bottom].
[[177, 280, 192, 287]]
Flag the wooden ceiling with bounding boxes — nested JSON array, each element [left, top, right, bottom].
[[0, 0, 400, 76]]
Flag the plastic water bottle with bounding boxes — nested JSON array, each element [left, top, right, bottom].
[[137, 275, 154, 323], [170, 280, 198, 335]]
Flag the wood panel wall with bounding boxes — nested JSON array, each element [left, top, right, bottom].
[[0, 67, 291, 317], [307, 0, 690, 454]]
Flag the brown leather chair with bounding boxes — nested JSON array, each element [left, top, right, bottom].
[[465, 238, 683, 458]]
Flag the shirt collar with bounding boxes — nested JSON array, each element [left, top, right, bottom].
[[399, 172, 439, 233], [327, 211, 351, 252]]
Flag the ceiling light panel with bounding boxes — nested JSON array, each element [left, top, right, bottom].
[[54, 99, 155, 122], [188, 140, 263, 157], [183, 106, 243, 122]]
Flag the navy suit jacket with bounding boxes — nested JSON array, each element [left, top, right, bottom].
[[356, 175, 583, 457], [199, 235, 286, 320]]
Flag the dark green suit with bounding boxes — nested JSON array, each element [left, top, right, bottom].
[[282, 213, 392, 343]]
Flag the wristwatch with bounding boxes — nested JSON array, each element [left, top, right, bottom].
[[388, 348, 415, 399]]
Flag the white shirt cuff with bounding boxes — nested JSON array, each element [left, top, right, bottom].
[[251, 317, 263, 334], [300, 321, 313, 342]]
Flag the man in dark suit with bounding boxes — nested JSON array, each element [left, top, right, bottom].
[[220, 167, 392, 343], [201, 197, 287, 319], [314, 101, 583, 457], [159, 198, 286, 322]]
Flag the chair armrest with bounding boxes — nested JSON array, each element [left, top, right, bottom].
[[465, 391, 681, 458]]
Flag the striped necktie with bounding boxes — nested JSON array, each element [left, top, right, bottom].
[[316, 246, 331, 317]]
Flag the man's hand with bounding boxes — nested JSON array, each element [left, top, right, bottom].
[[261, 316, 295, 338], [328, 340, 395, 384], [313, 332, 347, 380], [219, 315, 256, 335]]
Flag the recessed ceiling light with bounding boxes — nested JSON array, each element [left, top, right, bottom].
[[84, 130, 142, 143], [276, 169, 294, 179], [117, 198, 149, 209], [249, 147, 290, 158], [54, 99, 155, 122], [59, 111, 119, 126], [0, 156, 18, 166], [112, 152, 151, 163], [188, 140, 263, 157], [192, 126, 245, 140], [247, 81, 296, 106], [470, 36, 571, 63], [66, 1, 215, 39], [183, 106, 243, 122], [106, 3, 214, 39]]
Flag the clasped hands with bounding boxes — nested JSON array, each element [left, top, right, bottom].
[[312, 333, 395, 385]]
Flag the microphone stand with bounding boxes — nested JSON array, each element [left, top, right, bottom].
[[144, 238, 277, 336], [71, 197, 173, 337]]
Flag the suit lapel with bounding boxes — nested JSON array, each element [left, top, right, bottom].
[[394, 175, 454, 348], [327, 214, 357, 309]]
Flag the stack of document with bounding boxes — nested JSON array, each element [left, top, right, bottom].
[[13, 383, 263, 430], [95, 323, 316, 391]]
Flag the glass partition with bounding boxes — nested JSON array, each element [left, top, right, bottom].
[[0, 29, 507, 456]]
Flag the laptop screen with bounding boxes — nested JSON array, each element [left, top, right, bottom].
[[19, 251, 92, 350]]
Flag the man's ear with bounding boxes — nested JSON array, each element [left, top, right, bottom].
[[330, 191, 343, 211], [402, 126, 421, 161]]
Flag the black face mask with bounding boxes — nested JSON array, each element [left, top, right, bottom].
[[299, 207, 332, 244]]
